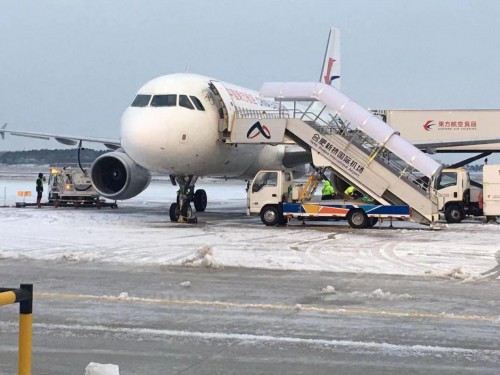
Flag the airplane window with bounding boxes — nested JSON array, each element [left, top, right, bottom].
[[151, 95, 177, 107], [190, 96, 205, 111], [179, 95, 195, 110], [131, 94, 151, 107]]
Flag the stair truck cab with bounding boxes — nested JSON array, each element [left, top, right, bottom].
[[247, 169, 412, 229]]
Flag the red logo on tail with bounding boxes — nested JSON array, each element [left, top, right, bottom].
[[323, 58, 336, 84]]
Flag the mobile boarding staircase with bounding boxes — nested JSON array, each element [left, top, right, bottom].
[[228, 82, 443, 226]]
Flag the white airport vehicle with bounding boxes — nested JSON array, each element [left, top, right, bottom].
[[47, 166, 110, 207], [238, 81, 442, 226], [482, 165, 500, 220], [247, 169, 411, 228], [434, 165, 500, 223], [436, 167, 480, 223]]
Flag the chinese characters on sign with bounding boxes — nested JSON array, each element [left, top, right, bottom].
[[311, 134, 365, 176], [438, 120, 477, 130]]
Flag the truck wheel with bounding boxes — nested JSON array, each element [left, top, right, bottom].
[[169, 203, 179, 222], [347, 209, 369, 229], [194, 189, 207, 212], [260, 206, 282, 226], [366, 217, 379, 228], [444, 205, 463, 223]]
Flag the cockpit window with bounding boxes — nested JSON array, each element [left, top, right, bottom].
[[190, 96, 205, 111], [131, 94, 151, 107], [179, 95, 195, 110], [151, 95, 177, 107]]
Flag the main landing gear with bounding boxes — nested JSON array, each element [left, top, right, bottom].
[[168, 175, 207, 223]]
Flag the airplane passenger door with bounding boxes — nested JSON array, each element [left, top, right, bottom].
[[209, 81, 235, 135]]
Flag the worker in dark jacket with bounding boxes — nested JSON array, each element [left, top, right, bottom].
[[321, 180, 335, 200], [36, 173, 45, 208]]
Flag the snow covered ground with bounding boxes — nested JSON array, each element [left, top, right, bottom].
[[1, 175, 499, 280]]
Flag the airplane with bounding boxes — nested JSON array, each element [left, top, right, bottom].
[[2, 27, 499, 221], [1, 29, 340, 221]]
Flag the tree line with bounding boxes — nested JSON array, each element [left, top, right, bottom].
[[0, 148, 107, 165]]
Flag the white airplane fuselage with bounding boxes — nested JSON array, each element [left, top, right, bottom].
[[121, 73, 287, 179]]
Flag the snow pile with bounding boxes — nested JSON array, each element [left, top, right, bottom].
[[85, 362, 119, 375], [58, 252, 93, 263], [442, 267, 470, 280], [425, 266, 479, 280], [320, 285, 336, 294], [349, 288, 412, 300], [179, 281, 191, 287], [181, 245, 222, 269], [117, 292, 129, 299]]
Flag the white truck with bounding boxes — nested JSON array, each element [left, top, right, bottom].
[[423, 165, 500, 223], [247, 170, 411, 229]]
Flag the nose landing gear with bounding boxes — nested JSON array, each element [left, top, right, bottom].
[[168, 175, 207, 223]]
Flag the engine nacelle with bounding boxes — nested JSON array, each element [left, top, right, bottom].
[[90, 151, 151, 200]]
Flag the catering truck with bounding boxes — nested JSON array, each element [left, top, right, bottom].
[[479, 165, 500, 221], [247, 169, 411, 229], [412, 165, 500, 223]]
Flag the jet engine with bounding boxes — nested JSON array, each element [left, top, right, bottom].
[[90, 151, 151, 200]]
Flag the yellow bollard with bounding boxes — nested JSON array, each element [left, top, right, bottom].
[[18, 284, 33, 375], [18, 313, 32, 375], [0, 285, 33, 375]]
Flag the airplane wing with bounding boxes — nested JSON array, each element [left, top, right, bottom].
[[412, 137, 500, 153], [0, 124, 121, 150]]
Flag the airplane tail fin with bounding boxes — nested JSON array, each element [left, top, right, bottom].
[[0, 123, 6, 140], [319, 27, 341, 90]]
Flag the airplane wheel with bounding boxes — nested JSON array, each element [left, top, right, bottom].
[[444, 204, 463, 223], [169, 203, 179, 222], [181, 203, 192, 218], [194, 189, 207, 212], [260, 205, 281, 226], [347, 209, 369, 229]]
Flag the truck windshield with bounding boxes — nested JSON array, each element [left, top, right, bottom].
[[437, 172, 458, 189], [252, 172, 277, 192]]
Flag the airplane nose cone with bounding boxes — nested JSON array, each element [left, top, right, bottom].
[[120, 107, 166, 171]]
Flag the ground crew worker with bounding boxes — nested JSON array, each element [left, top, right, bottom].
[[321, 180, 335, 200], [36, 172, 45, 208], [344, 185, 356, 199]]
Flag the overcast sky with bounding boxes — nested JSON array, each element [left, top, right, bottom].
[[1, 0, 499, 163]]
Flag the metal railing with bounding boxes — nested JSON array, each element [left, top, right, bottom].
[[235, 101, 433, 197]]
